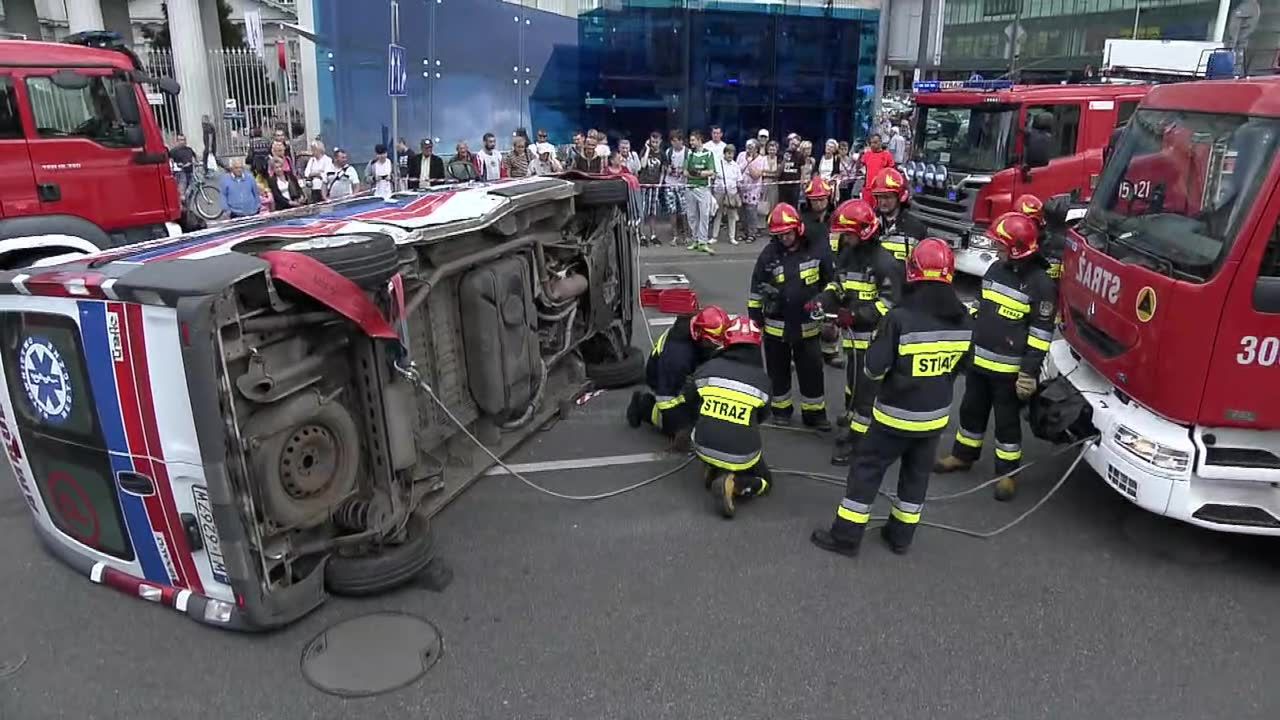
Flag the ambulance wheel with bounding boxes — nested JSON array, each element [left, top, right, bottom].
[[325, 514, 436, 597], [278, 233, 400, 289], [585, 345, 645, 389]]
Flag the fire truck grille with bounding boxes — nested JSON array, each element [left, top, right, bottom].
[[1106, 464, 1139, 499], [1205, 447, 1280, 470], [1192, 504, 1280, 529]]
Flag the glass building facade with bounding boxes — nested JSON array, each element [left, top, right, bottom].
[[312, 0, 878, 160], [938, 0, 1222, 79]]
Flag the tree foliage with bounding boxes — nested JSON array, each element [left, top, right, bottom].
[[140, 0, 244, 49]]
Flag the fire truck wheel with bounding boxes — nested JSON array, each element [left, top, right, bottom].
[[574, 177, 629, 208], [585, 345, 646, 389], [279, 233, 400, 289], [325, 513, 436, 597]]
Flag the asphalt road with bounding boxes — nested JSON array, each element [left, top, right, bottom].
[[3, 240, 1280, 720]]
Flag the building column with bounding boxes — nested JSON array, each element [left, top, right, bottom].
[[166, 0, 215, 139], [99, 0, 132, 44], [65, 0, 105, 33], [200, 0, 223, 49], [296, 0, 322, 143], [2, 0, 42, 39]]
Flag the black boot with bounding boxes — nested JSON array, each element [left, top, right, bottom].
[[625, 391, 644, 428], [879, 523, 911, 555], [831, 427, 854, 466], [771, 412, 793, 427], [804, 413, 832, 432], [710, 474, 737, 518], [810, 528, 860, 557]]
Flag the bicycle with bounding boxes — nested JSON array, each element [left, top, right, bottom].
[[176, 165, 224, 222]]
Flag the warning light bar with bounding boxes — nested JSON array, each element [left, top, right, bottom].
[[913, 79, 1014, 93]]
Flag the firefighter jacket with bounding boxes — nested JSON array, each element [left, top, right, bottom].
[[820, 241, 905, 352], [1039, 228, 1064, 280], [971, 255, 1057, 377], [644, 316, 709, 432], [747, 236, 834, 342], [874, 209, 928, 263], [799, 207, 834, 259], [864, 283, 973, 437], [683, 345, 772, 472]]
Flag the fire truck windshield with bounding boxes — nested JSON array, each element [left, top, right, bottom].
[[1083, 108, 1280, 283], [913, 104, 1017, 173]]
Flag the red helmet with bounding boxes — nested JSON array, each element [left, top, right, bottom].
[[689, 305, 731, 346], [869, 167, 909, 203], [1016, 194, 1045, 226], [906, 238, 956, 284], [767, 203, 805, 236], [830, 199, 879, 241], [722, 316, 762, 347], [987, 212, 1041, 260], [804, 177, 833, 200]]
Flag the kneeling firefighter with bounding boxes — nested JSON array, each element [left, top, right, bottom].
[[934, 212, 1057, 501], [684, 316, 774, 518], [802, 177, 843, 370], [820, 199, 905, 465], [627, 305, 732, 444], [810, 239, 973, 556], [747, 203, 834, 430]]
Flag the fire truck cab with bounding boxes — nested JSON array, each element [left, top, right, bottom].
[[907, 79, 1149, 277], [1042, 74, 1280, 535]]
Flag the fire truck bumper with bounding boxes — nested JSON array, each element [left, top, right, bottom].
[[1045, 340, 1280, 536], [954, 246, 1000, 278]]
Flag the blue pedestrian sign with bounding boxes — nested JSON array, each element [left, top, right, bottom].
[[388, 43, 407, 97]]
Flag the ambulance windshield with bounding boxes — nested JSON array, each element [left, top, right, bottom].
[[914, 104, 1017, 173], [1083, 109, 1280, 283]]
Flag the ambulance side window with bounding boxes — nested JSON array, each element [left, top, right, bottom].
[[1255, 225, 1280, 313]]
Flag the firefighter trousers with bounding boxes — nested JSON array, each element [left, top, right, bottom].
[[702, 456, 773, 497], [951, 368, 1023, 476], [763, 335, 827, 423], [830, 423, 937, 548], [842, 346, 878, 449], [633, 392, 682, 437]]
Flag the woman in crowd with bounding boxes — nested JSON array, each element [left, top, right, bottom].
[[505, 135, 534, 178], [710, 143, 741, 245], [837, 140, 858, 202], [817, 139, 841, 187], [738, 140, 765, 244], [761, 140, 781, 216], [267, 156, 305, 211], [269, 140, 293, 175], [797, 140, 815, 207]]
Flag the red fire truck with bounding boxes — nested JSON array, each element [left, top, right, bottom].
[[1039, 74, 1280, 534], [907, 79, 1149, 277]]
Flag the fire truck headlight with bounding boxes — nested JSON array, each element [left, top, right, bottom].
[[203, 598, 235, 624], [968, 233, 994, 250], [903, 162, 916, 182], [1114, 425, 1191, 475]]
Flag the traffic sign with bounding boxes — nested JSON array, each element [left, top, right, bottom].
[[388, 43, 407, 97]]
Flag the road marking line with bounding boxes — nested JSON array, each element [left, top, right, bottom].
[[484, 452, 673, 476], [648, 316, 676, 327]]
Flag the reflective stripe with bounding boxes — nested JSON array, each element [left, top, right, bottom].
[[771, 397, 793, 409], [843, 279, 877, 292], [899, 340, 972, 355], [982, 279, 1030, 304], [824, 281, 841, 294], [693, 441, 762, 472], [800, 268, 820, 284], [900, 330, 972, 345], [844, 329, 873, 350], [652, 329, 670, 356], [1047, 261, 1063, 280], [654, 394, 684, 410], [872, 401, 949, 432], [697, 376, 770, 404], [974, 346, 1021, 373], [800, 322, 821, 339], [875, 300, 890, 316], [764, 318, 786, 337], [850, 412, 870, 434], [1026, 334, 1051, 351], [650, 403, 662, 428], [799, 259, 820, 271], [995, 442, 1023, 462], [774, 272, 786, 283], [1028, 326, 1053, 342], [955, 428, 984, 448], [747, 292, 763, 309], [800, 395, 826, 412], [836, 497, 871, 524], [890, 501, 921, 524], [981, 286, 1031, 314], [843, 271, 873, 282]]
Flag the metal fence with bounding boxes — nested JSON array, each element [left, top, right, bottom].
[[143, 45, 307, 158]]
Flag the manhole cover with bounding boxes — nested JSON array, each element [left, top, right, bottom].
[[300, 612, 442, 697], [1121, 510, 1232, 566]]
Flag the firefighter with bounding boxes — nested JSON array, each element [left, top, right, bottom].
[[810, 238, 973, 556], [683, 316, 774, 518], [934, 212, 1057, 501], [868, 167, 927, 264], [819, 199, 905, 465], [627, 305, 731, 444], [747, 203, 834, 430], [801, 176, 842, 368], [1014, 193, 1063, 281]]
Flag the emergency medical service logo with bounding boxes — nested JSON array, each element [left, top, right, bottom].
[[20, 336, 72, 425]]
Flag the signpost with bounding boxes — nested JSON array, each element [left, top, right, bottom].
[[388, 0, 404, 189]]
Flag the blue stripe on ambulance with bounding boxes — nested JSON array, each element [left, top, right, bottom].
[[77, 301, 169, 583]]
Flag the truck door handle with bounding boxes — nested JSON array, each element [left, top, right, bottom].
[[37, 183, 60, 202], [117, 471, 155, 496]]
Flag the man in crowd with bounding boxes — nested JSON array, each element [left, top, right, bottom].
[[409, 139, 446, 189], [684, 129, 717, 255], [506, 135, 534, 178], [533, 128, 556, 159], [748, 203, 833, 431], [302, 141, 335, 202], [477, 132, 504, 181], [574, 132, 606, 173], [396, 137, 416, 187], [220, 158, 262, 218], [327, 148, 361, 199], [448, 142, 479, 181], [859, 133, 896, 205], [168, 133, 197, 196], [810, 238, 972, 557], [779, 133, 803, 209], [662, 130, 689, 245], [637, 131, 665, 247]]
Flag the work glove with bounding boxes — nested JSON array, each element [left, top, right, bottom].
[[835, 308, 855, 329], [1015, 372, 1037, 401]]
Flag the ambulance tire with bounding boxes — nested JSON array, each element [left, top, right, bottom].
[[324, 514, 436, 597], [574, 177, 629, 208], [585, 345, 646, 389], [281, 233, 400, 289]]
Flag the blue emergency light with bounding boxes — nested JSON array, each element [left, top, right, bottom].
[[913, 79, 1014, 93]]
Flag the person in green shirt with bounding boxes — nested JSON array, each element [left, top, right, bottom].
[[684, 130, 717, 254]]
